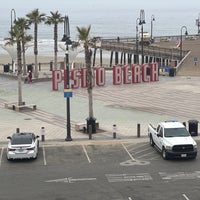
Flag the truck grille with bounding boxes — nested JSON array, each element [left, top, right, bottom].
[[172, 145, 194, 152]]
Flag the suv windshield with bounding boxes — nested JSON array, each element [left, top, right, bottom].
[[164, 127, 190, 137]]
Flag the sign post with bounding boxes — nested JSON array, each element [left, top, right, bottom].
[[64, 89, 73, 98], [194, 57, 198, 65]]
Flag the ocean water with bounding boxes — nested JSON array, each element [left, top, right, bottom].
[[0, 0, 200, 56]]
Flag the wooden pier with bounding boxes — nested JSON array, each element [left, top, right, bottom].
[[94, 36, 190, 69]]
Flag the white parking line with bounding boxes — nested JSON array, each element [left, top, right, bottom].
[[42, 146, 47, 166], [0, 147, 4, 167], [183, 194, 190, 200], [129, 144, 149, 152], [121, 143, 135, 161], [82, 145, 91, 163], [134, 147, 152, 155], [137, 151, 156, 159]]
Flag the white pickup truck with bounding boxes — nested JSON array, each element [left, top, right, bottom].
[[148, 121, 197, 159]]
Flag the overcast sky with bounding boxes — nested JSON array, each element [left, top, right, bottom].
[[1, 0, 200, 39], [1, 0, 200, 17]]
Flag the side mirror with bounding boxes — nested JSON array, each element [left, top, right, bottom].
[[36, 135, 40, 138], [7, 136, 11, 140], [157, 133, 161, 137]]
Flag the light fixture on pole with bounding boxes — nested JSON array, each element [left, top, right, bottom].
[[151, 15, 155, 43], [139, 9, 145, 64], [11, 9, 16, 31], [180, 26, 188, 60], [62, 16, 72, 141]]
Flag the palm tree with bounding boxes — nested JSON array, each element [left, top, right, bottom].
[[15, 17, 32, 76], [26, 9, 46, 78], [76, 25, 96, 132], [5, 20, 24, 106], [45, 11, 64, 70]]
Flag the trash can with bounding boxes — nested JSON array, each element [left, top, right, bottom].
[[169, 68, 175, 77], [3, 64, 10, 73], [27, 64, 33, 72], [188, 120, 198, 136], [86, 117, 96, 134]]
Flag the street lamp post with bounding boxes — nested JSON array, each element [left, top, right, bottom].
[[10, 9, 16, 71], [62, 16, 72, 141], [135, 18, 140, 63], [180, 26, 188, 60], [198, 13, 200, 34], [139, 9, 145, 64], [151, 15, 155, 43]]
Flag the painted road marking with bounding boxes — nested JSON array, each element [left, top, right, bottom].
[[121, 142, 150, 166], [133, 147, 152, 155], [128, 144, 149, 152], [159, 171, 200, 180], [136, 151, 156, 159], [42, 146, 47, 166], [46, 177, 96, 183], [82, 145, 91, 163], [106, 173, 152, 183], [120, 159, 150, 166], [183, 194, 190, 200], [0, 147, 4, 166], [121, 143, 135, 161]]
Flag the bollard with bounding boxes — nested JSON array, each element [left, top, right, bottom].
[[89, 125, 92, 140], [137, 123, 140, 138], [112, 124, 117, 139], [40, 127, 45, 142], [16, 128, 20, 133]]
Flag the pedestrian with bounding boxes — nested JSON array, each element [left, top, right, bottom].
[[28, 70, 32, 83]]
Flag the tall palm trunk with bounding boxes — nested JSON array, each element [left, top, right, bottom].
[[54, 24, 58, 69], [17, 41, 23, 106], [85, 47, 93, 118], [22, 37, 26, 76], [34, 23, 38, 78]]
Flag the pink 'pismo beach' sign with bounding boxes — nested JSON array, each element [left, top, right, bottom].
[[52, 62, 159, 91]]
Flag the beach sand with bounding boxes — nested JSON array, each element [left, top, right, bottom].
[[0, 52, 112, 75]]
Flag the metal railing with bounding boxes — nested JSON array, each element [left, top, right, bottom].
[[100, 40, 189, 60]]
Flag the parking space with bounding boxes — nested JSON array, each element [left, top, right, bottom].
[[1, 141, 199, 167], [122, 142, 161, 161], [43, 145, 89, 166], [0, 141, 200, 200]]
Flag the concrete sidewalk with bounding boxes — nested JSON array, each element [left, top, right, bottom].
[[0, 74, 200, 145]]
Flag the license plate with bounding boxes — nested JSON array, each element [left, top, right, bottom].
[[181, 154, 187, 157]]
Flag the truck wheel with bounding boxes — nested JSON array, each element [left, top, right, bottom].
[[150, 135, 155, 147], [162, 148, 168, 160]]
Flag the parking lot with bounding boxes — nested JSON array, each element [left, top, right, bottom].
[[1, 75, 200, 199], [0, 140, 200, 200]]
